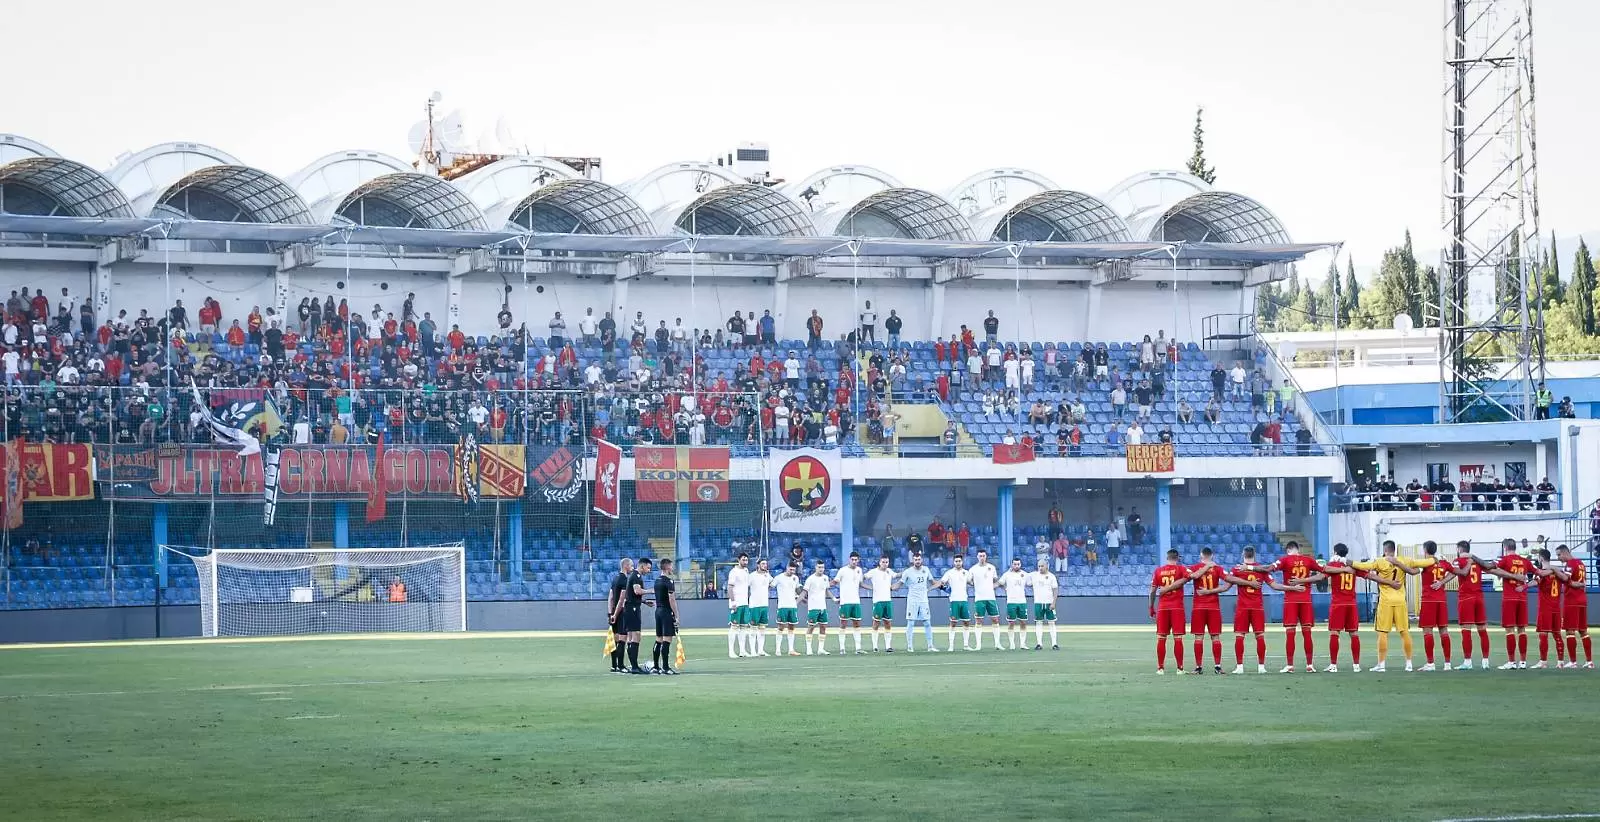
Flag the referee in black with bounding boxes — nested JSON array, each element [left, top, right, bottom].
[[652, 559, 679, 675], [606, 558, 633, 674], [621, 557, 651, 674]]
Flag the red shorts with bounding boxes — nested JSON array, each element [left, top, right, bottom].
[[1233, 607, 1265, 633], [1457, 597, 1486, 625], [1281, 600, 1315, 627], [1190, 608, 1221, 635], [1537, 601, 1564, 633], [1419, 600, 1449, 629], [1501, 599, 1528, 629], [1155, 607, 1187, 635], [1564, 604, 1588, 630], [1327, 603, 1360, 632]]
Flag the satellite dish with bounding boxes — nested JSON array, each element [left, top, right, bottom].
[[429, 90, 443, 104], [436, 110, 468, 153], [494, 116, 524, 155], [406, 121, 429, 156]]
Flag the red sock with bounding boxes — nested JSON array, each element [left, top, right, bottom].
[[1301, 626, 1313, 665], [1441, 632, 1452, 663], [1255, 633, 1267, 665], [1479, 628, 1490, 658], [1351, 634, 1362, 664], [1539, 634, 1549, 662], [1460, 629, 1473, 660], [1584, 635, 1593, 662], [1234, 635, 1245, 665], [1518, 633, 1528, 660], [1424, 633, 1435, 664], [1157, 636, 1168, 669], [1174, 636, 1186, 668], [1567, 635, 1578, 661], [1329, 633, 1341, 664], [1285, 631, 1297, 666], [1192, 638, 1203, 668], [1211, 638, 1222, 666]]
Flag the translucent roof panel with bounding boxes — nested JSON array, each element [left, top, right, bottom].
[[336, 173, 487, 231], [158, 165, 313, 224], [984, 191, 1133, 243], [506, 179, 652, 235], [0, 157, 134, 218], [675, 184, 816, 237], [834, 188, 975, 241], [1149, 191, 1289, 244]]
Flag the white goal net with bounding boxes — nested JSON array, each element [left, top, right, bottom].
[[168, 545, 467, 638]]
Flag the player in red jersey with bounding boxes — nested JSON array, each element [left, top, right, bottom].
[[1255, 540, 1327, 673], [1483, 538, 1534, 669], [1530, 547, 1567, 668], [1187, 547, 1229, 675], [1148, 549, 1196, 675], [1555, 544, 1592, 668], [1416, 541, 1456, 671], [1224, 546, 1272, 674], [1319, 542, 1392, 673], [1446, 541, 1494, 669]]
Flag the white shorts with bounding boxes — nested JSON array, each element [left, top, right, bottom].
[[906, 600, 931, 623]]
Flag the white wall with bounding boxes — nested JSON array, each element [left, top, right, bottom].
[[112, 264, 275, 330], [862, 482, 1266, 536], [1379, 443, 1549, 486], [1332, 510, 1583, 561], [281, 270, 450, 333], [629, 276, 777, 337], [0, 262, 93, 313]]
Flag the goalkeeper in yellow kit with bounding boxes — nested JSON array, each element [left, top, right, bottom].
[[1354, 540, 1434, 673]]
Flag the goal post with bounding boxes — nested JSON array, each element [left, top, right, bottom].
[[166, 545, 467, 638]]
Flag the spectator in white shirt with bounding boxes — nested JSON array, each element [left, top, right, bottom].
[[1002, 356, 1020, 389], [583, 363, 602, 385], [859, 301, 877, 343], [1020, 354, 1034, 389], [2, 349, 18, 385], [1229, 363, 1247, 399], [578, 308, 598, 344], [292, 418, 312, 444], [783, 352, 801, 388], [56, 363, 79, 384], [967, 351, 983, 383], [1126, 420, 1144, 446]]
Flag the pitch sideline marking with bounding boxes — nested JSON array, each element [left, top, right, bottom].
[[0, 624, 1150, 652], [284, 714, 341, 720], [1434, 815, 1600, 822]]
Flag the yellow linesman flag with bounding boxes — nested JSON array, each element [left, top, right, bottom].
[[675, 636, 686, 669], [603, 630, 616, 658]]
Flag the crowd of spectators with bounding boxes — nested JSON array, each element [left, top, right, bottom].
[[1338, 473, 1558, 512]]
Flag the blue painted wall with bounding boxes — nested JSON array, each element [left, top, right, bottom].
[[1306, 376, 1600, 425]]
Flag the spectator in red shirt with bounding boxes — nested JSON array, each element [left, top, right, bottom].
[[225, 320, 245, 347], [447, 325, 465, 353], [955, 523, 971, 552], [928, 518, 946, 547]]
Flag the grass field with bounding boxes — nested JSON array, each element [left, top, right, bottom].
[[1, 627, 1598, 822]]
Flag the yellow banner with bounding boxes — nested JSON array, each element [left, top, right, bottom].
[[1126, 443, 1176, 474]]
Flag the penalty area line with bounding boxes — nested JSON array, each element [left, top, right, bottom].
[[1434, 815, 1600, 822]]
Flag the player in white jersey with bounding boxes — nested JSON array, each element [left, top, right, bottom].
[[832, 551, 867, 654], [997, 558, 1031, 650], [935, 554, 975, 651], [864, 555, 899, 652], [1029, 559, 1061, 650], [898, 550, 938, 652], [801, 561, 834, 655], [745, 558, 774, 656], [969, 549, 1002, 650], [772, 562, 803, 655], [725, 553, 751, 658]]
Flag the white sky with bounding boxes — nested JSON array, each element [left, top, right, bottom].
[[4, 0, 1596, 275]]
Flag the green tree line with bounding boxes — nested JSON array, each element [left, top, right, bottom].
[[1255, 230, 1600, 357]]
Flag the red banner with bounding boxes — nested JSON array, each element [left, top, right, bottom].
[[593, 439, 621, 519], [3, 439, 22, 530], [634, 446, 730, 503], [366, 433, 387, 522], [17, 443, 96, 501], [993, 443, 1036, 465], [1126, 443, 1176, 474]]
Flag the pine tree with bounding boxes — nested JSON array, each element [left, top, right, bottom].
[[1186, 106, 1217, 185], [1400, 230, 1423, 325], [1256, 282, 1280, 329], [1341, 257, 1362, 328], [1574, 238, 1596, 335]]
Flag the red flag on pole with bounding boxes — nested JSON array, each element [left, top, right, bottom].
[[992, 442, 1036, 465], [593, 439, 621, 520], [366, 432, 387, 522]]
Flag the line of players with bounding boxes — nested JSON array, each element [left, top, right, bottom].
[[1149, 537, 1592, 674], [723, 549, 1063, 657]]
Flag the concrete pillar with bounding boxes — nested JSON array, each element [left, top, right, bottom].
[[273, 266, 291, 326], [612, 279, 630, 321], [1313, 479, 1331, 555], [1155, 480, 1172, 555], [998, 484, 1015, 566], [675, 502, 693, 568], [1535, 440, 1549, 488], [1266, 477, 1287, 533], [507, 501, 524, 581], [92, 264, 113, 327], [772, 280, 790, 341], [333, 501, 349, 549], [153, 503, 169, 588], [446, 276, 464, 333], [840, 482, 855, 565], [1085, 285, 1103, 339], [929, 281, 947, 340]]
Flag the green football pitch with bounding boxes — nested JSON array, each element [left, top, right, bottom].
[[1, 627, 1598, 822]]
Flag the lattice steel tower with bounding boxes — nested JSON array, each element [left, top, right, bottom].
[[1440, 0, 1544, 422]]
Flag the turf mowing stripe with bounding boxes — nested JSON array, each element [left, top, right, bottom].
[[0, 624, 1156, 651], [1434, 815, 1600, 822]]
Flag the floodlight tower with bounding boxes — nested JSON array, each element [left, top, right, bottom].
[[1439, 0, 1544, 422]]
